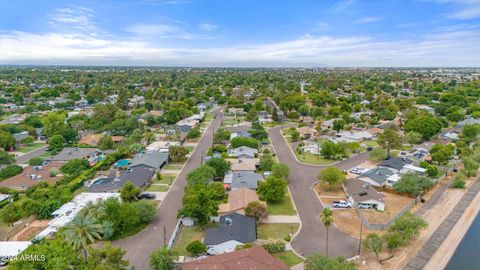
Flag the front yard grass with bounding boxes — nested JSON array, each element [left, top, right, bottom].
[[17, 142, 45, 153], [273, 251, 304, 267], [155, 175, 176, 185], [164, 163, 184, 170], [294, 151, 336, 165], [172, 226, 205, 256], [146, 184, 169, 192], [257, 223, 300, 240], [267, 192, 296, 215]]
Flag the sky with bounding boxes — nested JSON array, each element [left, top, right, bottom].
[[0, 0, 480, 67]]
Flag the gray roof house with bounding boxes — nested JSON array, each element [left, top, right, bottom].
[[47, 147, 101, 162], [13, 131, 29, 143], [224, 171, 263, 190], [204, 213, 256, 255], [378, 157, 413, 172], [357, 167, 400, 187], [130, 151, 169, 170], [344, 179, 385, 211], [228, 146, 258, 159], [88, 165, 155, 192]]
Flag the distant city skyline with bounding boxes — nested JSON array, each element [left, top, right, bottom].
[[1, 0, 480, 67]]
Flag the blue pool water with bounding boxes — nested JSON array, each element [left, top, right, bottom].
[[115, 159, 129, 167], [445, 212, 480, 270]]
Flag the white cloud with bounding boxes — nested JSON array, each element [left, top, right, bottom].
[[431, 0, 480, 19], [198, 23, 218, 31], [1, 27, 479, 67], [49, 7, 99, 34], [356, 16, 382, 24]]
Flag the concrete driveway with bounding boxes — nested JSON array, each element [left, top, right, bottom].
[[268, 126, 370, 258], [113, 107, 224, 270]]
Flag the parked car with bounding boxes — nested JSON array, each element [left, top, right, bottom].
[[332, 201, 352, 208], [138, 192, 156, 200], [358, 204, 373, 209], [366, 146, 373, 151]]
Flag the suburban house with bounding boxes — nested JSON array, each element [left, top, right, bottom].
[[146, 141, 181, 152], [297, 125, 317, 139], [129, 151, 169, 171], [13, 131, 30, 145], [303, 141, 321, 155], [218, 188, 262, 215], [204, 213, 256, 255], [176, 118, 199, 133], [357, 167, 401, 187], [228, 146, 258, 158], [378, 157, 425, 174], [229, 131, 252, 140], [0, 162, 62, 191], [442, 131, 460, 141], [224, 171, 263, 190], [179, 246, 289, 270], [46, 147, 105, 164], [88, 165, 155, 192], [344, 179, 385, 211], [332, 130, 375, 143], [226, 158, 258, 173]]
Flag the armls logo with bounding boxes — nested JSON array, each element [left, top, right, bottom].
[[1, 254, 46, 262]]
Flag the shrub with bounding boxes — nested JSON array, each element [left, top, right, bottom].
[[451, 173, 466, 189], [28, 157, 44, 166], [262, 240, 286, 254], [186, 240, 207, 256], [425, 165, 438, 177], [0, 165, 23, 180]]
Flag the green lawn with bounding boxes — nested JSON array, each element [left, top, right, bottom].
[[38, 151, 54, 158], [172, 226, 206, 256], [146, 184, 169, 192], [257, 223, 300, 240], [267, 193, 296, 215], [294, 151, 336, 165], [155, 175, 176, 185], [17, 142, 45, 153], [164, 163, 184, 170], [273, 251, 304, 267]]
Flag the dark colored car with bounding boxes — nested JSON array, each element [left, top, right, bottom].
[[138, 192, 156, 200]]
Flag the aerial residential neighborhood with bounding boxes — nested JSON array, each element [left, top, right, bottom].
[[1, 1, 480, 270]]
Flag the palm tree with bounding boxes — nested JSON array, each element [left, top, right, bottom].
[[320, 208, 334, 257], [64, 212, 103, 258]]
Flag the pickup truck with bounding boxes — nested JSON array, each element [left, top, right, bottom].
[[332, 201, 352, 208]]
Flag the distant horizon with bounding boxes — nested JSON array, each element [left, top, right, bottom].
[[1, 0, 480, 66]]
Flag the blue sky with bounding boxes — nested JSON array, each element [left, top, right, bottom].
[[1, 0, 480, 66]]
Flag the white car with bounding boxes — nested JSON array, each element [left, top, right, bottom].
[[332, 201, 352, 208]]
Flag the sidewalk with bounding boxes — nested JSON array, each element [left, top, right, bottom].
[[262, 215, 300, 223]]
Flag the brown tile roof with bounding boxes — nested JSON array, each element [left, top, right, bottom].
[[179, 246, 290, 270], [218, 188, 262, 215], [226, 158, 258, 172], [344, 178, 384, 204], [111, 136, 125, 142], [0, 162, 62, 190]]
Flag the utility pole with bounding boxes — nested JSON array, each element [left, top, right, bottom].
[[358, 216, 363, 255], [163, 225, 167, 246]]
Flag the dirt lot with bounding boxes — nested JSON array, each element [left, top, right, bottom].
[[315, 183, 346, 197], [362, 192, 413, 224], [11, 220, 49, 241], [358, 178, 476, 270], [333, 209, 377, 239]]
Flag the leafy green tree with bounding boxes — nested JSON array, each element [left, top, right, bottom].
[[430, 144, 455, 165], [231, 137, 259, 149], [98, 135, 114, 150], [377, 127, 401, 157], [60, 158, 90, 175], [257, 176, 287, 202], [290, 129, 300, 142], [186, 165, 216, 186], [20, 135, 35, 145], [405, 131, 423, 145], [42, 112, 67, 137], [48, 134, 65, 152], [332, 119, 345, 132], [317, 167, 346, 188], [304, 254, 356, 270], [259, 153, 275, 171], [393, 173, 432, 197], [320, 140, 346, 160], [462, 124, 480, 142], [150, 246, 178, 270], [186, 240, 207, 257], [120, 182, 141, 202], [320, 208, 334, 257], [0, 130, 15, 150], [425, 165, 438, 177], [206, 158, 231, 178], [462, 157, 479, 177], [245, 201, 268, 221], [24, 115, 43, 128], [85, 242, 130, 270], [64, 212, 103, 258], [28, 157, 44, 166], [169, 145, 188, 162], [187, 128, 201, 139], [364, 233, 384, 262], [388, 212, 427, 242], [271, 163, 290, 179], [405, 116, 442, 140], [133, 200, 156, 224], [0, 165, 23, 180], [0, 151, 15, 165], [213, 129, 231, 143], [179, 184, 222, 225], [451, 173, 466, 189]]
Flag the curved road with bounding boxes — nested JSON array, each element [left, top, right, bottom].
[[114, 107, 224, 270], [268, 126, 371, 258]]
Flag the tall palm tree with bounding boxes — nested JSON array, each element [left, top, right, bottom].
[[64, 212, 103, 258], [320, 208, 334, 257]]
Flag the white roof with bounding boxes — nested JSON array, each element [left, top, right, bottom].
[[387, 174, 401, 183], [0, 241, 32, 257], [0, 193, 12, 202], [403, 164, 427, 173], [146, 141, 180, 152]]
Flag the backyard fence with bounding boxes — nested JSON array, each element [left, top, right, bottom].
[[0, 215, 36, 241], [167, 218, 183, 249], [359, 198, 417, 230]]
